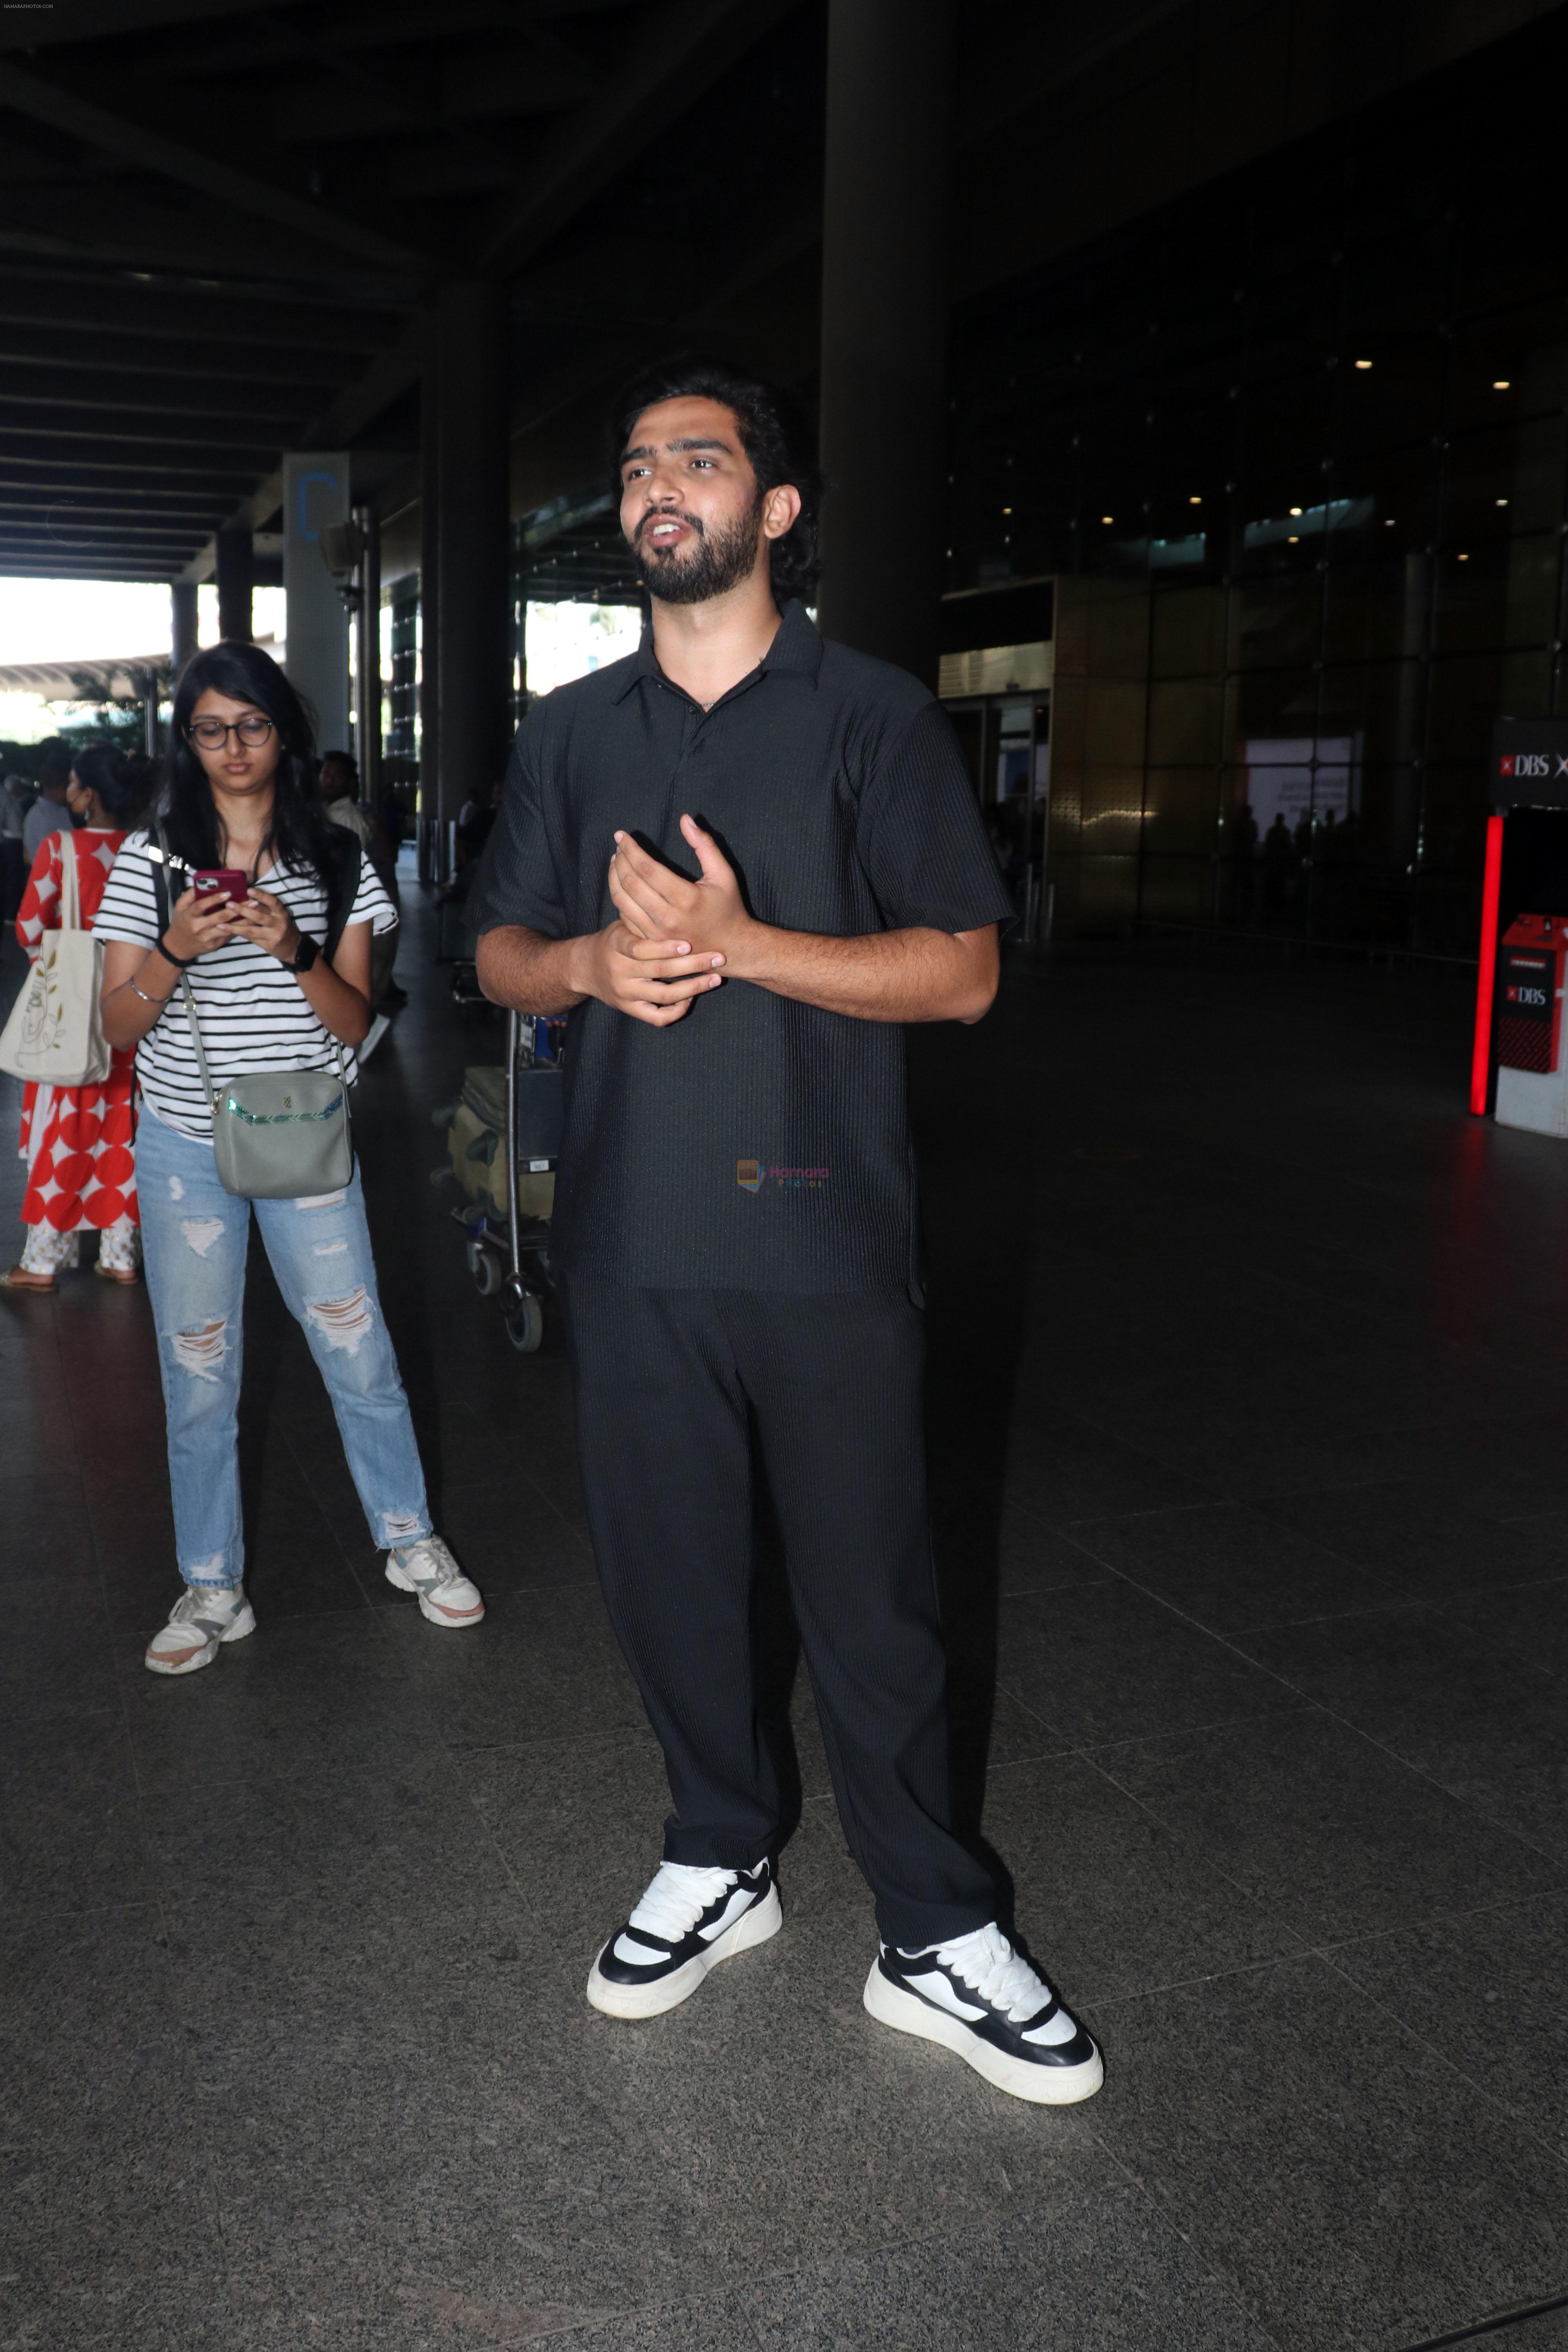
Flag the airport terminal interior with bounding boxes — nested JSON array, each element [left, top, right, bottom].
[[5, 2, 1568, 2348]]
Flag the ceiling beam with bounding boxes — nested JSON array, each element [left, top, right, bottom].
[[0, 526, 208, 549], [0, 270, 403, 354], [477, 0, 801, 278], [0, 323, 345, 390], [0, 59, 432, 276], [0, 361, 321, 422], [0, 488, 236, 517], [0, 211, 406, 292], [0, 446, 261, 485], [0, 563, 185, 580], [0, 0, 263, 56], [301, 316, 423, 448], [297, 0, 804, 448], [0, 406, 281, 454]]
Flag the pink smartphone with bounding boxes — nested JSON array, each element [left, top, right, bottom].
[[192, 868, 248, 906]]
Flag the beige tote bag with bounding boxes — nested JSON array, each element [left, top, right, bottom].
[[0, 834, 112, 1086]]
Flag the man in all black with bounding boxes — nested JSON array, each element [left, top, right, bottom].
[[474, 360, 1102, 2107]]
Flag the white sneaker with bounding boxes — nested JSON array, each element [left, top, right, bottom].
[[143, 1583, 256, 1677], [587, 1857, 780, 2018], [385, 1534, 484, 1626], [864, 1921, 1103, 2105]]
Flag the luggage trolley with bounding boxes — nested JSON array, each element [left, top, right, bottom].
[[443, 1011, 565, 1353]]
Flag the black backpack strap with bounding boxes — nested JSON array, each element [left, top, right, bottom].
[[150, 822, 174, 936], [323, 832, 361, 964]]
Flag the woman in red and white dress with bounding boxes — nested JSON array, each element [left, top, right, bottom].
[[4, 744, 150, 1292]]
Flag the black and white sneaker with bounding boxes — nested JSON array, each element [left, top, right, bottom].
[[587, 1858, 780, 2019], [864, 1921, 1103, 2105]]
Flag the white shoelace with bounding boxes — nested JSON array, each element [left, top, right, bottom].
[[936, 1922, 1058, 2025], [627, 1862, 739, 1945], [396, 1537, 459, 1587]]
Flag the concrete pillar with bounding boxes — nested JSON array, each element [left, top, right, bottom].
[[816, 0, 956, 687], [354, 502, 381, 800], [418, 297, 441, 862], [283, 453, 350, 752], [216, 525, 252, 643], [170, 581, 198, 677], [433, 279, 512, 833]]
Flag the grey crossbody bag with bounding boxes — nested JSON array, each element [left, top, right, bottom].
[[152, 824, 358, 1201]]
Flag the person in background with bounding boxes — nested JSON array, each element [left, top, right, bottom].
[[93, 640, 483, 1673], [456, 778, 497, 868], [0, 773, 30, 925], [377, 778, 406, 856], [3, 743, 151, 1292], [319, 750, 405, 1012], [21, 744, 73, 868]]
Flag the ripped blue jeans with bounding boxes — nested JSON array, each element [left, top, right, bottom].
[[135, 1105, 431, 1590]]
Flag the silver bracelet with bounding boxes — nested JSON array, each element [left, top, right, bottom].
[[129, 982, 172, 1007]]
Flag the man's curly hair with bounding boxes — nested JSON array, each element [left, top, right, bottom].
[[610, 356, 823, 604]]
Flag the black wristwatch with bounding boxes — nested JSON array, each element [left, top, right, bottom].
[[287, 931, 320, 975]]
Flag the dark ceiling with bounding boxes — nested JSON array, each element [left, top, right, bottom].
[[0, 0, 1537, 588], [0, 0, 811, 581]]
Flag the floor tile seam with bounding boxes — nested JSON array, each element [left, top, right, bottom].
[[483, 2181, 1243, 2352], [123, 1782, 236, 2273], [1071, 2123, 1293, 2352], [1084, 1679, 1568, 1883], [1069, 1698, 1323, 1764], [1063, 1746, 1326, 1953], [1223, 1590, 1437, 1637], [1084, 1946, 1332, 2020], [1394, 2287, 1568, 2352], [1309, 1943, 1568, 2180], [481, 1464, 595, 1559], [995, 1572, 1116, 1601], [1069, 1747, 1343, 1954], [1215, 1672, 1568, 1874], [955, 1682, 1077, 1754], [1308, 1877, 1568, 1962], [1030, 1557, 1568, 1842], [274, 1414, 385, 1620]]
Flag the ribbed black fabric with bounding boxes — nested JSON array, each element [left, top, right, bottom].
[[563, 1279, 996, 1951], [471, 600, 1014, 1291]]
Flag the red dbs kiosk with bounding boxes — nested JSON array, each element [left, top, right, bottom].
[[1472, 719, 1568, 1134]]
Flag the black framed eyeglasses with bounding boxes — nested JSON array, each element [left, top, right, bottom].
[[187, 715, 274, 751]]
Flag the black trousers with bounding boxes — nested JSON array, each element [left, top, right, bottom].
[[563, 1282, 995, 1949]]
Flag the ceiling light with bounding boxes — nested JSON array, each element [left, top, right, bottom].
[[1458, 552, 1469, 562], [1002, 506, 1012, 515], [1385, 518, 1396, 526], [1288, 534, 1299, 544], [1496, 497, 1508, 507], [1101, 515, 1114, 524], [1354, 358, 1373, 370], [1494, 379, 1510, 390], [1189, 495, 1202, 505], [1290, 506, 1303, 517]]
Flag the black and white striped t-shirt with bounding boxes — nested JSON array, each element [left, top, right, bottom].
[[94, 829, 396, 1143]]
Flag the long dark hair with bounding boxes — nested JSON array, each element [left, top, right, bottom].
[[163, 641, 338, 895], [73, 741, 152, 827], [609, 356, 824, 603]]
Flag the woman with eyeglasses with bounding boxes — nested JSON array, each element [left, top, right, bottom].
[[95, 641, 483, 1675], [4, 742, 151, 1292]]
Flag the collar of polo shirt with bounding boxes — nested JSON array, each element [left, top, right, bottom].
[[611, 595, 826, 704]]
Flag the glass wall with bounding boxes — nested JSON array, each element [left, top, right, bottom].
[[946, 16, 1568, 953]]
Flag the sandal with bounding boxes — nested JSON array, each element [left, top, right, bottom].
[[93, 1261, 139, 1285], [0, 1266, 57, 1292]]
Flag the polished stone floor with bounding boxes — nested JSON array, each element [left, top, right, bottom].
[[4, 890, 1568, 2352]]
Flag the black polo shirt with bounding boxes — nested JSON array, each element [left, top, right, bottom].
[[471, 598, 1014, 1292]]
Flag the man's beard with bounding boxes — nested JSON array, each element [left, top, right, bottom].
[[633, 493, 763, 605]]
